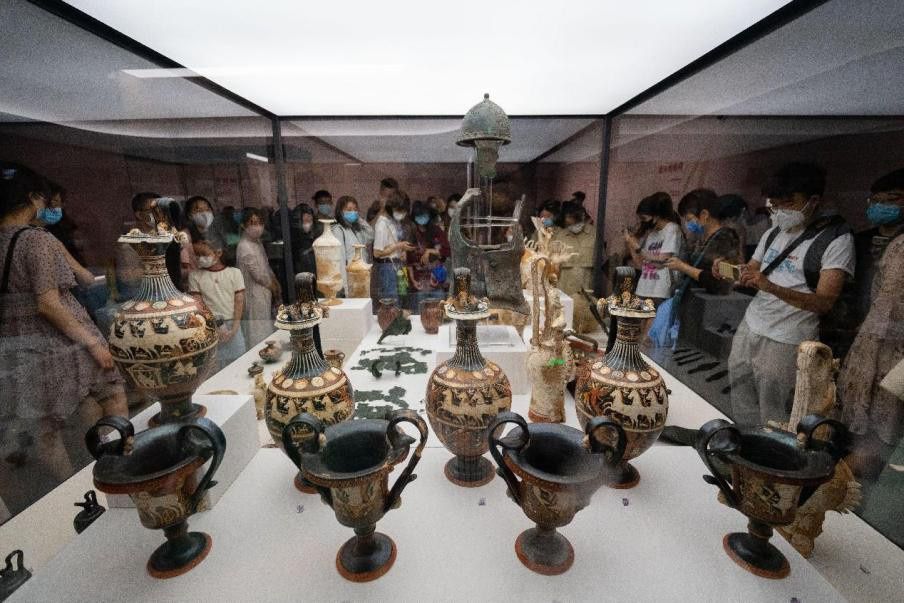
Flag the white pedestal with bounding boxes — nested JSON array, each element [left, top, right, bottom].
[[318, 297, 373, 358], [12, 446, 846, 603], [435, 324, 529, 395], [106, 394, 258, 510], [523, 289, 574, 331]]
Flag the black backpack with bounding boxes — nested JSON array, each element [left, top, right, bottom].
[[760, 214, 856, 357]]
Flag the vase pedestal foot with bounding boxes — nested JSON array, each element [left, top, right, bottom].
[[294, 472, 317, 494], [607, 461, 640, 489], [336, 531, 396, 582], [321, 297, 342, 307], [444, 456, 494, 487], [723, 530, 790, 579], [515, 526, 574, 575], [528, 407, 564, 423], [148, 402, 207, 428], [147, 523, 211, 579]]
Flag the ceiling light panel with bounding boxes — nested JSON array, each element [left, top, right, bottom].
[[67, 0, 790, 116]]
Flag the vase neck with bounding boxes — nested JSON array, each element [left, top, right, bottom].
[[283, 328, 329, 378], [136, 250, 182, 301], [450, 319, 486, 370], [606, 317, 646, 371]]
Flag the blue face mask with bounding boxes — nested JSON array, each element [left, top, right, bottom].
[[38, 207, 63, 225], [542, 217, 554, 228], [686, 220, 704, 235], [318, 203, 332, 216], [233, 210, 243, 224], [414, 214, 430, 226], [343, 210, 359, 224], [867, 202, 902, 225]]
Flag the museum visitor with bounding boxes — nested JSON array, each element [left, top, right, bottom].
[[236, 207, 280, 349], [331, 195, 374, 296]]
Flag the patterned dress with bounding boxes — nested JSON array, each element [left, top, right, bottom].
[[0, 225, 121, 420]]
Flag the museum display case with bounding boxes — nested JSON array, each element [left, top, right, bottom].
[[1, 0, 903, 601]]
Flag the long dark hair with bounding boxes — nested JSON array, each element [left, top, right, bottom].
[[1, 163, 49, 218], [334, 195, 361, 231], [635, 191, 679, 237]]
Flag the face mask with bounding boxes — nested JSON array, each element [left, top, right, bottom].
[[38, 207, 63, 225], [197, 255, 215, 268], [686, 220, 704, 235], [393, 210, 407, 222], [542, 217, 554, 228], [567, 222, 584, 234], [448, 207, 458, 218], [192, 211, 213, 229], [505, 233, 514, 242], [414, 214, 430, 226], [245, 224, 264, 239], [342, 210, 359, 224], [771, 209, 806, 232], [233, 210, 243, 224], [318, 203, 332, 215], [302, 222, 313, 233], [867, 203, 902, 225]]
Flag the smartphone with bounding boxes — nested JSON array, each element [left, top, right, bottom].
[[717, 261, 742, 281]]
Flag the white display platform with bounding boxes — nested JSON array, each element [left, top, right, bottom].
[[318, 297, 373, 358], [523, 288, 574, 331], [11, 445, 845, 603], [107, 394, 257, 510], [435, 323, 530, 395]]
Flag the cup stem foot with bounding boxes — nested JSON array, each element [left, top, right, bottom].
[[515, 526, 575, 575], [147, 522, 212, 579], [723, 521, 790, 580], [607, 461, 640, 489], [444, 455, 494, 487], [336, 529, 396, 582]]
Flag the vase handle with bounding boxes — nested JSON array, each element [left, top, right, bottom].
[[84, 416, 134, 459], [694, 419, 741, 508], [487, 411, 530, 507], [384, 410, 429, 513], [585, 416, 628, 466], [796, 414, 849, 461], [178, 418, 227, 513], [282, 413, 325, 469]]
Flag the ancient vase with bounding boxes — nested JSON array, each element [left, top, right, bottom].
[[489, 411, 626, 575], [696, 415, 847, 579], [86, 415, 226, 579], [526, 258, 575, 423], [313, 219, 343, 306], [419, 298, 443, 334], [324, 349, 345, 369], [108, 231, 218, 425], [377, 298, 401, 331], [426, 268, 512, 487], [265, 273, 356, 493], [258, 340, 282, 363], [283, 410, 427, 582], [574, 281, 668, 489], [346, 243, 371, 298]]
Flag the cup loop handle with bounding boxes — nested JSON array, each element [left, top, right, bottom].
[[85, 416, 134, 459], [796, 414, 849, 462], [4, 549, 24, 573], [487, 411, 530, 507], [282, 413, 325, 469], [384, 410, 429, 513], [585, 416, 628, 466], [179, 418, 227, 513], [694, 419, 741, 508]]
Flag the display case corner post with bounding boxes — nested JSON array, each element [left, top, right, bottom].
[[591, 115, 613, 298], [272, 117, 296, 303]]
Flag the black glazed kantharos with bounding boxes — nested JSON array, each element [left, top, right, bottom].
[[86, 415, 226, 579]]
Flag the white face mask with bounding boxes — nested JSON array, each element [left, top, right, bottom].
[[302, 222, 312, 233], [448, 207, 458, 218], [392, 211, 406, 222], [505, 233, 514, 243], [567, 222, 585, 234], [771, 208, 806, 232], [192, 211, 214, 229], [197, 255, 215, 268], [245, 224, 264, 239]]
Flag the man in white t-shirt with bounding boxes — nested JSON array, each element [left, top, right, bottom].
[[728, 163, 855, 426]]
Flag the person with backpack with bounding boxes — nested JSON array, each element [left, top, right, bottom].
[[727, 162, 855, 427]]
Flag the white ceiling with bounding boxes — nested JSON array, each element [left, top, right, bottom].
[[64, 0, 791, 116], [629, 0, 904, 116], [0, 0, 253, 123]]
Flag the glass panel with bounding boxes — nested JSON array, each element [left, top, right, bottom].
[[0, 0, 273, 523], [605, 0, 904, 548]]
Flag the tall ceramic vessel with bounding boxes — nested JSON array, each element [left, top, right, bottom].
[[108, 231, 218, 425], [574, 271, 668, 488], [526, 258, 575, 423], [426, 268, 512, 487], [313, 219, 343, 306], [265, 273, 356, 492], [346, 243, 371, 298]]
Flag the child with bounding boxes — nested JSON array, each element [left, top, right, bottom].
[[188, 238, 246, 370]]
